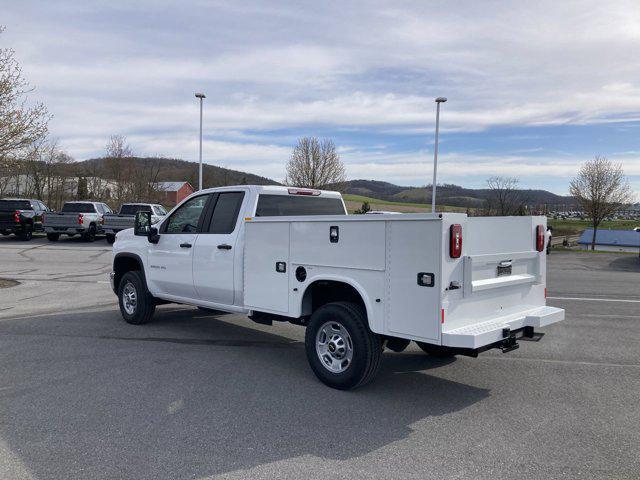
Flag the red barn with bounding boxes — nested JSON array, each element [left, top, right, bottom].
[[157, 181, 194, 206]]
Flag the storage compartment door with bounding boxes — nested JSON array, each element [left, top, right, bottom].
[[385, 220, 441, 341], [244, 222, 290, 314]]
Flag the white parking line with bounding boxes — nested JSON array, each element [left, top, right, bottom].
[[548, 296, 640, 303]]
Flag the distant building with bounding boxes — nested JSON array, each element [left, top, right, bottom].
[[578, 229, 640, 253], [156, 181, 194, 205]]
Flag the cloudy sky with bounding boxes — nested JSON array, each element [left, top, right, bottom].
[[3, 0, 640, 194]]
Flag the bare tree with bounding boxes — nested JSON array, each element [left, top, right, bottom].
[[0, 27, 50, 160], [104, 134, 134, 202], [285, 137, 346, 189], [570, 156, 634, 250], [485, 176, 527, 216]]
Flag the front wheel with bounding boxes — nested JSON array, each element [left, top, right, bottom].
[[105, 234, 116, 244], [118, 271, 156, 325], [305, 302, 382, 390]]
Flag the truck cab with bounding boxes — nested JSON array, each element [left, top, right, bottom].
[[111, 185, 563, 390]]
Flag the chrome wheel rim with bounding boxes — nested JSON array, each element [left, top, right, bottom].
[[122, 282, 137, 315], [316, 321, 353, 373]]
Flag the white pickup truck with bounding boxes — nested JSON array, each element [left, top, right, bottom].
[[44, 201, 113, 242], [111, 185, 563, 390]]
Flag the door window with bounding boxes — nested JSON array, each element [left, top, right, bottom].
[[164, 195, 209, 233], [208, 192, 245, 234]]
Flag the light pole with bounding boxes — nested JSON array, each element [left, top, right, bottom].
[[195, 93, 206, 190], [431, 97, 447, 213]]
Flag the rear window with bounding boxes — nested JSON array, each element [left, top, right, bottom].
[[0, 200, 31, 210], [61, 203, 96, 213], [120, 204, 152, 215], [255, 194, 346, 217]]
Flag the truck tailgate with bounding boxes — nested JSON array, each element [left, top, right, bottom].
[[441, 215, 563, 349], [103, 215, 133, 229], [45, 214, 79, 227]]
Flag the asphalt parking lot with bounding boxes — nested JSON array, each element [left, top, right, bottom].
[[0, 235, 639, 480]]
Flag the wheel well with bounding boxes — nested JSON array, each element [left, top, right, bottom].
[[113, 255, 143, 291], [301, 280, 366, 317]]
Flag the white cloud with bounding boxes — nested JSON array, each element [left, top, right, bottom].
[[1, 0, 639, 194]]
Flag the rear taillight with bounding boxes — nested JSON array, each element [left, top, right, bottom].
[[535, 225, 545, 252], [78, 213, 84, 225], [14, 210, 20, 223], [450, 224, 462, 258]]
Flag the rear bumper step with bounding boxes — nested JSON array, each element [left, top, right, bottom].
[[441, 306, 564, 350]]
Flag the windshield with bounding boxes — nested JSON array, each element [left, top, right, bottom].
[[255, 194, 346, 217], [61, 203, 96, 213], [0, 200, 31, 210], [153, 205, 167, 216], [120, 204, 151, 215]]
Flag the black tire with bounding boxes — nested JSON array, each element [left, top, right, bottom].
[[106, 234, 116, 244], [19, 224, 33, 241], [305, 301, 382, 390], [82, 225, 96, 242], [416, 342, 455, 357], [46, 233, 60, 242], [0, 230, 9, 236], [117, 271, 156, 325]]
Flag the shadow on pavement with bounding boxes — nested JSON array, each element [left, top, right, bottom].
[[608, 254, 640, 272], [0, 307, 489, 479]]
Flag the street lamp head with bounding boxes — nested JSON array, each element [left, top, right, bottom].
[[435, 97, 447, 103], [195, 93, 206, 99]]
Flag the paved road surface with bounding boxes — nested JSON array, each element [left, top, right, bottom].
[[0, 240, 639, 479]]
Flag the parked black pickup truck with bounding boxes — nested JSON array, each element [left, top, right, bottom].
[[0, 198, 50, 241]]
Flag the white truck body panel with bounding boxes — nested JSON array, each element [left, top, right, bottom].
[[243, 212, 562, 347]]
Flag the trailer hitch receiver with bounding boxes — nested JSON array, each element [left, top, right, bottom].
[[500, 327, 519, 353]]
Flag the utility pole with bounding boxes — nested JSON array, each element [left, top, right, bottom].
[[195, 93, 206, 190], [431, 97, 447, 213]]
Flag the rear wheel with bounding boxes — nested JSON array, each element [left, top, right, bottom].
[[416, 342, 455, 357], [305, 302, 382, 390], [0, 230, 9, 236], [82, 225, 96, 242], [46, 233, 60, 242], [118, 271, 155, 325], [19, 224, 33, 241], [105, 234, 116, 244]]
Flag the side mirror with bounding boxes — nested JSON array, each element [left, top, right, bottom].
[[135, 211, 161, 244], [134, 211, 151, 236]]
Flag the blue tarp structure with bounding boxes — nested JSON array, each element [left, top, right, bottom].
[[578, 229, 640, 247]]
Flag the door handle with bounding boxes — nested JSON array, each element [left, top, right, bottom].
[[217, 244, 232, 250], [180, 242, 192, 248]]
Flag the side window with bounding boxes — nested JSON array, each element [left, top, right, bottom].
[[208, 192, 245, 234], [95, 204, 105, 214], [164, 195, 209, 233], [103, 204, 113, 213]]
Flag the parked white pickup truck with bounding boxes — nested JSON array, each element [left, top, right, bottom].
[[103, 203, 167, 244], [111, 185, 563, 389], [44, 201, 112, 242]]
